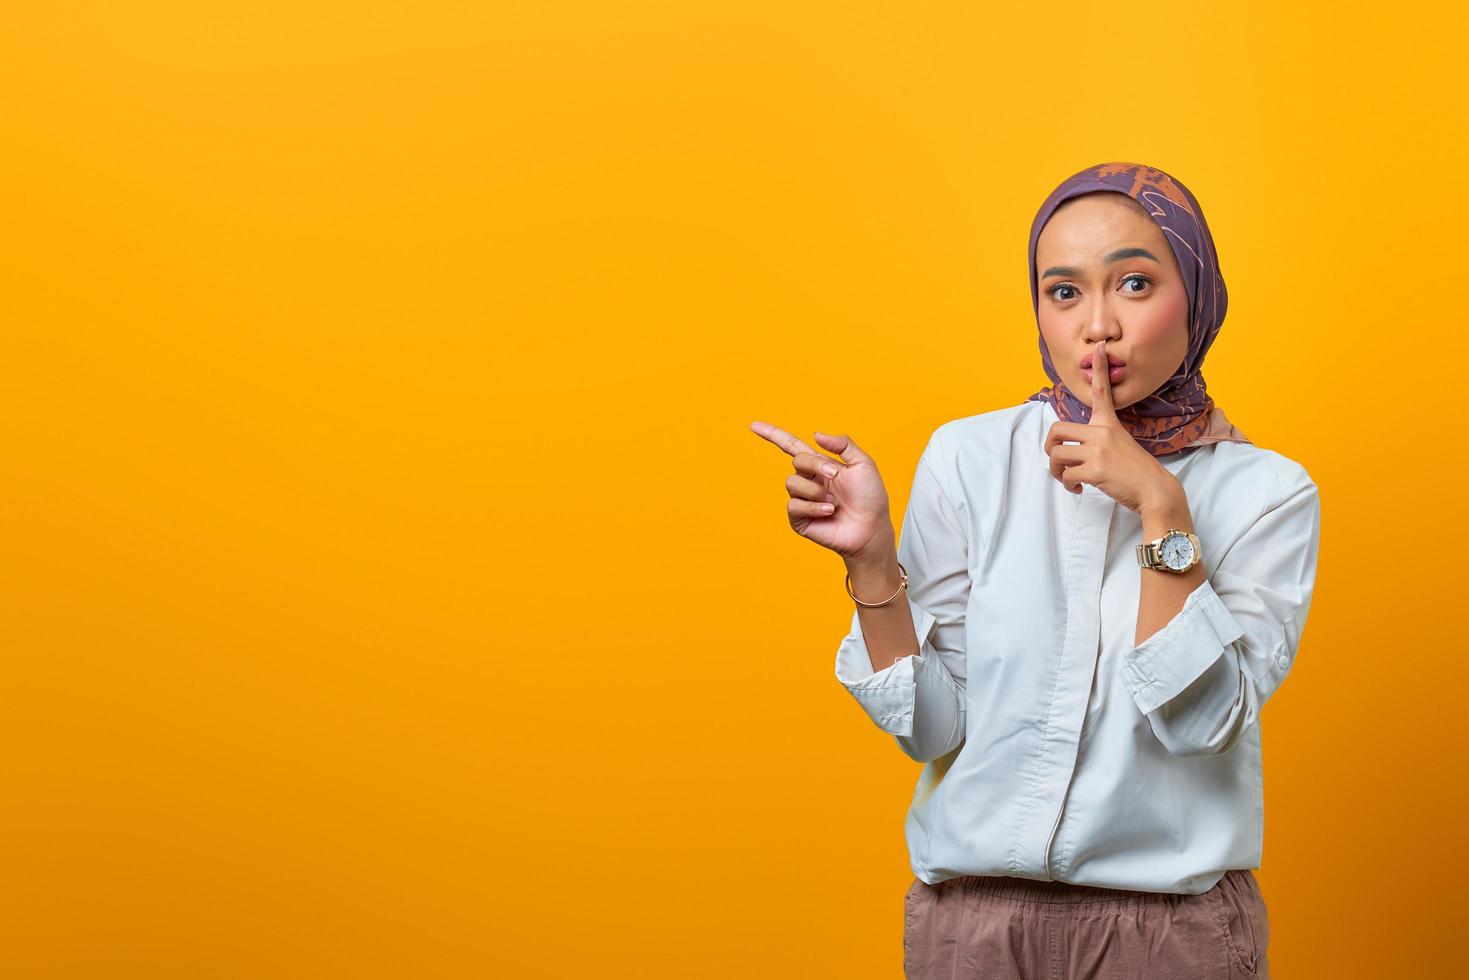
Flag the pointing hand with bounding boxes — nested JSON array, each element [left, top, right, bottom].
[[749, 420, 894, 561]]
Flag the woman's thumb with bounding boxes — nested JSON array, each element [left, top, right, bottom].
[[813, 430, 871, 466]]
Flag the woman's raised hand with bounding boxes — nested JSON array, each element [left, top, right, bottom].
[[749, 421, 893, 562]]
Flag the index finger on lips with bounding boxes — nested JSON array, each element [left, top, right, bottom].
[[1088, 339, 1118, 422]]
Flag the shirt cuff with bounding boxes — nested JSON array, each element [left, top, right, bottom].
[[1121, 578, 1246, 716], [833, 598, 939, 737]]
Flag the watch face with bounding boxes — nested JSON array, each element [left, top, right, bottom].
[[1159, 533, 1195, 570]]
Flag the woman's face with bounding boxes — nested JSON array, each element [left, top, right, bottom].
[[1034, 192, 1189, 411]]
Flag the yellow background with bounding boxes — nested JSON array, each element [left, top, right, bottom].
[[3, 1, 1464, 976]]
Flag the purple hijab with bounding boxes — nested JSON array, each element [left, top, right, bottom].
[[1024, 162, 1251, 457]]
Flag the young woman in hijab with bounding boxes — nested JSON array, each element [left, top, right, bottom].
[[751, 161, 1319, 978]]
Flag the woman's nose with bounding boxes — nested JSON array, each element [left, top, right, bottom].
[[1082, 303, 1122, 342]]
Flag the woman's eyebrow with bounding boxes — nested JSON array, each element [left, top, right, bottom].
[[1041, 247, 1160, 279]]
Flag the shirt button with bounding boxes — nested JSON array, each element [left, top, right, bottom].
[[1276, 654, 1290, 669]]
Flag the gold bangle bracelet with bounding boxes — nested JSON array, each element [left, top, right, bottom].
[[845, 560, 909, 608]]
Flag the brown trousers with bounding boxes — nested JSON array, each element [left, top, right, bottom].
[[903, 868, 1269, 979]]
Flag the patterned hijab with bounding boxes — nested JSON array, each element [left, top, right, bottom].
[[1024, 162, 1251, 457]]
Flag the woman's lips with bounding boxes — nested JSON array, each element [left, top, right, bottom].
[[1081, 365, 1125, 383]]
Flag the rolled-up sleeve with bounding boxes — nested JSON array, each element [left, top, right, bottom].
[[1120, 463, 1322, 757], [834, 432, 970, 763]]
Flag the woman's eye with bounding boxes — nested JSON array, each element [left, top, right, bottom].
[[1046, 275, 1149, 301]]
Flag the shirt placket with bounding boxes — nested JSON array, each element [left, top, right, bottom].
[[1028, 486, 1115, 879]]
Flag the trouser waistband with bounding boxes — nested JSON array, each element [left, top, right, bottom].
[[939, 868, 1252, 906]]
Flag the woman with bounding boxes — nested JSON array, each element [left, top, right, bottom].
[[750, 161, 1320, 978]]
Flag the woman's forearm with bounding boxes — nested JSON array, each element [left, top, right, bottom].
[[1135, 482, 1206, 647], [844, 533, 921, 674]]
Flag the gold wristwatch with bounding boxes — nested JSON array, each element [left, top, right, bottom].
[[1136, 529, 1201, 573]]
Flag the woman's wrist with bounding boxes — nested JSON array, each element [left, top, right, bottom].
[[1138, 474, 1188, 526], [843, 525, 897, 573], [844, 536, 902, 603]]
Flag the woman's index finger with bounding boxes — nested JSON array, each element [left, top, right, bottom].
[[749, 420, 817, 458], [1088, 339, 1118, 423]]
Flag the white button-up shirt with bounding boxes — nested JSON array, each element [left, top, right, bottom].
[[833, 399, 1321, 895]]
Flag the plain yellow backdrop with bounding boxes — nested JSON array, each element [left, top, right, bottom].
[[3, 1, 1465, 976]]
